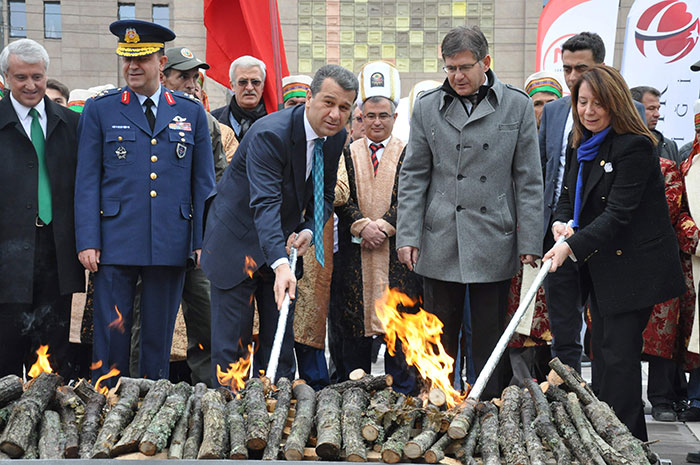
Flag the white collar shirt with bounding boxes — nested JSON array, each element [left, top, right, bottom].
[[303, 109, 325, 180], [135, 86, 162, 119], [365, 135, 392, 163], [10, 93, 47, 139]]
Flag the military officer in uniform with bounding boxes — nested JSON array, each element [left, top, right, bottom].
[[75, 20, 215, 382]]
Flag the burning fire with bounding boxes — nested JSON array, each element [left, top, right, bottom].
[[28, 345, 52, 378], [217, 344, 253, 392], [108, 305, 125, 333], [94, 366, 120, 395], [90, 360, 103, 370], [244, 256, 257, 279], [198, 344, 204, 350], [375, 288, 467, 408]]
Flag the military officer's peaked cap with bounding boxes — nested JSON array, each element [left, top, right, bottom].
[[164, 47, 210, 71], [110, 19, 175, 57]]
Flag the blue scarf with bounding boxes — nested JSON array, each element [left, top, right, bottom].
[[573, 126, 611, 229]]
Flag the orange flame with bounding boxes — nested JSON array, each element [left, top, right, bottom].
[[198, 344, 204, 350], [216, 344, 253, 392], [94, 366, 120, 395], [90, 360, 103, 370], [28, 345, 53, 378], [108, 305, 125, 333], [244, 256, 257, 279], [375, 288, 467, 408]]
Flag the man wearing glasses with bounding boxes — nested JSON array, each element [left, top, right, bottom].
[[211, 55, 267, 141], [396, 26, 542, 399]]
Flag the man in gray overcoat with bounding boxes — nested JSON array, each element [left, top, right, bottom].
[[396, 26, 543, 399]]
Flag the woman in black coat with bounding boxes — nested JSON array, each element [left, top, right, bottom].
[[544, 65, 685, 441]]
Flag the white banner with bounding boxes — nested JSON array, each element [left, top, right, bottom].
[[536, 0, 620, 93], [621, 0, 700, 147]]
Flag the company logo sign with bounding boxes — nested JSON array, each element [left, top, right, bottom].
[[635, 0, 700, 63]]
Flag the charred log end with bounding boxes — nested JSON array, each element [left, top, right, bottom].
[[346, 452, 367, 462], [316, 442, 340, 459], [381, 449, 402, 464], [361, 424, 379, 442], [64, 445, 79, 459], [403, 442, 422, 459], [91, 451, 109, 459], [247, 438, 267, 450], [110, 442, 137, 457], [284, 449, 303, 461], [138, 441, 157, 456], [0, 441, 23, 459]]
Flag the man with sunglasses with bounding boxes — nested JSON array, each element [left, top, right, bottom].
[[211, 55, 267, 141], [396, 26, 542, 399]]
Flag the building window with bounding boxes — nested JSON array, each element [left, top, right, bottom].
[[118, 3, 135, 20], [152, 4, 169, 28], [44, 2, 62, 39], [9, 1, 27, 38]]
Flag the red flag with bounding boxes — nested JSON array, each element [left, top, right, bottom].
[[204, 0, 289, 114]]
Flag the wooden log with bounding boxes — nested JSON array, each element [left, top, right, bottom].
[[563, 392, 608, 465], [551, 401, 594, 465], [284, 382, 317, 461], [139, 381, 192, 455], [78, 383, 106, 459], [114, 376, 156, 397], [583, 400, 650, 465], [0, 372, 62, 458], [54, 386, 83, 458], [404, 404, 442, 459], [111, 378, 172, 456], [167, 391, 193, 459], [38, 410, 64, 459], [428, 387, 447, 408], [454, 420, 480, 465], [263, 377, 292, 460], [90, 382, 140, 458], [381, 398, 420, 464], [0, 375, 23, 408], [447, 397, 478, 439], [544, 383, 570, 405], [182, 382, 207, 459], [569, 395, 631, 465], [498, 385, 529, 465], [226, 396, 248, 459], [243, 377, 270, 451], [383, 393, 407, 434], [0, 401, 16, 432], [424, 433, 452, 464], [315, 386, 343, 460], [328, 374, 393, 394], [523, 377, 573, 465], [520, 388, 547, 465], [197, 389, 229, 459], [340, 387, 369, 462], [478, 402, 501, 465], [21, 424, 39, 459], [361, 389, 395, 442], [349, 368, 367, 381], [548, 358, 596, 405]]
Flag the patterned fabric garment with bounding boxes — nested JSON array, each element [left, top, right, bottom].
[[505, 266, 551, 348]]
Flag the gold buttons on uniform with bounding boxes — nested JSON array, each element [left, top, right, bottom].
[[100, 210, 103, 214], [150, 190, 157, 198], [118, 136, 123, 141], [616, 250, 622, 256], [600, 160, 605, 166], [151, 155, 158, 162], [180, 138, 186, 142], [179, 132, 185, 137], [151, 139, 157, 145], [150, 172, 157, 180]]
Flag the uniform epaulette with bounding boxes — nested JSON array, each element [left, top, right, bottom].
[[504, 83, 530, 99], [417, 86, 442, 100], [170, 89, 201, 104], [93, 87, 123, 100]]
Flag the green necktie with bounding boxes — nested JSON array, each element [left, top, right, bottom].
[[29, 108, 51, 224]]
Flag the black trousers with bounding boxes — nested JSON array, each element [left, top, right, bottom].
[[423, 277, 510, 400], [588, 281, 652, 441], [0, 224, 88, 380], [646, 355, 687, 406]]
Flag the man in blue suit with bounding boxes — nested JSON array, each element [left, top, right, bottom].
[[201, 65, 358, 385], [540, 32, 645, 375], [75, 20, 215, 382]]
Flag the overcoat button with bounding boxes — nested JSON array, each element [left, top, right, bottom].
[[456, 144, 460, 150], [480, 206, 487, 213], [456, 205, 464, 212], [457, 174, 464, 180], [483, 143, 489, 150], [616, 249, 622, 256], [480, 176, 487, 182]]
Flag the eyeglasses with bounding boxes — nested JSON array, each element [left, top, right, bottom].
[[443, 62, 480, 74], [354, 116, 363, 123], [236, 79, 263, 88], [364, 113, 392, 122]]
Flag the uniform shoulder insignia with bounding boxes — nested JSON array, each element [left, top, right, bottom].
[[418, 86, 441, 99], [171, 90, 201, 104], [93, 87, 121, 100], [505, 83, 530, 99]]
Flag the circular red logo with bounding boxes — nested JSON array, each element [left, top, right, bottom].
[[635, 0, 700, 63]]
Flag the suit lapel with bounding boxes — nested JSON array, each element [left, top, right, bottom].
[[580, 136, 612, 209], [467, 95, 495, 124], [154, 90, 177, 135], [291, 106, 307, 211], [443, 97, 468, 131], [44, 97, 62, 140], [120, 89, 153, 135], [0, 96, 25, 139]]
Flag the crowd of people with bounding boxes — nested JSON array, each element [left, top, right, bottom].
[[1, 16, 700, 456]]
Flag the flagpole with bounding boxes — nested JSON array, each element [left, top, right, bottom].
[[269, 0, 284, 110]]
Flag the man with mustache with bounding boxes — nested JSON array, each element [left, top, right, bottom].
[[211, 55, 267, 142], [202, 65, 358, 385], [75, 20, 215, 383]]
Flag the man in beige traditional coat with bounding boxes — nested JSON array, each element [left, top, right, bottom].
[[330, 61, 422, 394]]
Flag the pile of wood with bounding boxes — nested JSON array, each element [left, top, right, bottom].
[[0, 359, 656, 463]]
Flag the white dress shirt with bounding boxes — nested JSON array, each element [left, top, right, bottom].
[[10, 93, 46, 139], [366, 135, 392, 163], [135, 86, 162, 118], [555, 110, 574, 203]]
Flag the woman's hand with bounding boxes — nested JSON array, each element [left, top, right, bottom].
[[552, 222, 574, 241], [543, 242, 573, 272]]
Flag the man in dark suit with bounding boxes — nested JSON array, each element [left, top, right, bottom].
[[540, 32, 646, 373], [202, 65, 358, 385], [75, 20, 215, 382], [0, 39, 85, 378]]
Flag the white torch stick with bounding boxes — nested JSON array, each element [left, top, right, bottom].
[[266, 246, 298, 383]]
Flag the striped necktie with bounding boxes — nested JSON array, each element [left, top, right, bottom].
[[313, 138, 325, 267], [369, 143, 383, 176]]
